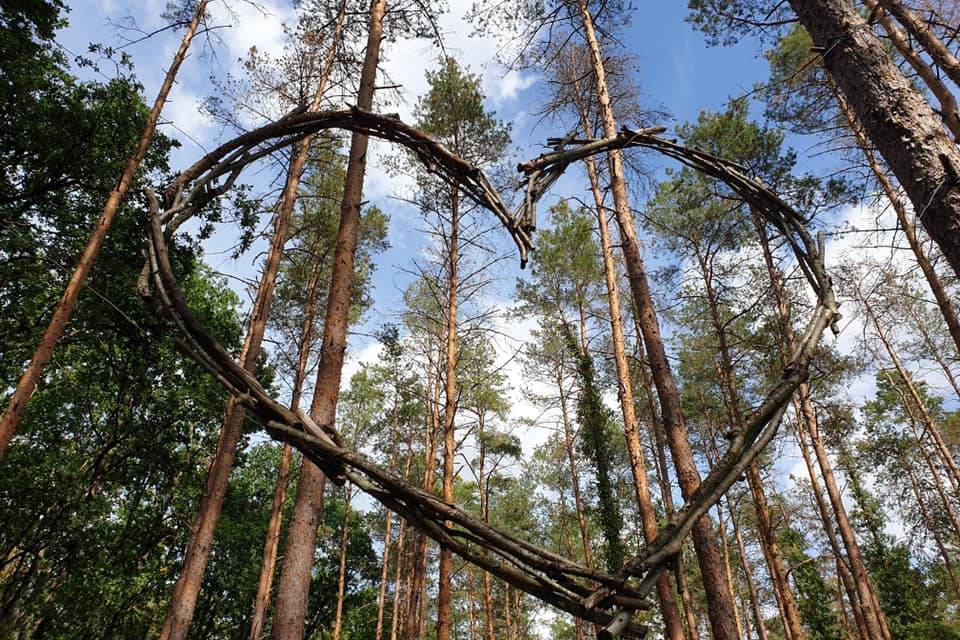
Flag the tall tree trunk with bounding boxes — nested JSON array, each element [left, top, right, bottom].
[[249, 444, 294, 640], [437, 190, 460, 640], [830, 81, 960, 359], [557, 372, 595, 569], [753, 217, 889, 640], [162, 20, 346, 635], [584, 151, 686, 639], [269, 0, 388, 635], [694, 249, 805, 640], [728, 496, 770, 640], [406, 354, 442, 640], [863, 0, 960, 140], [572, 2, 740, 636], [904, 462, 960, 601], [712, 497, 746, 640], [787, 0, 960, 277], [861, 295, 960, 495], [332, 487, 352, 640], [0, 0, 210, 459], [877, 0, 960, 87], [389, 517, 407, 640], [248, 156, 337, 639]]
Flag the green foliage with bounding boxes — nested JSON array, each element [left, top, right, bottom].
[[563, 325, 625, 572]]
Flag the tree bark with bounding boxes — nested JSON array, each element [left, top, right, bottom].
[[332, 487, 352, 640], [878, 0, 960, 87], [862, 0, 960, 140], [728, 496, 769, 640], [269, 0, 388, 635], [557, 372, 595, 569], [572, 1, 741, 636], [830, 81, 960, 359], [0, 0, 210, 459], [787, 0, 960, 277], [437, 189, 460, 640]]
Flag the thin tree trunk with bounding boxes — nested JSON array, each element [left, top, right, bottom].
[[249, 444, 294, 640], [389, 517, 407, 640], [787, 0, 960, 277], [878, 0, 960, 87], [728, 497, 770, 640], [862, 296, 960, 495], [584, 151, 686, 639], [406, 353, 442, 640], [792, 404, 870, 640], [753, 210, 888, 640], [557, 372, 595, 569], [713, 498, 745, 640], [0, 0, 210, 459], [572, 1, 740, 636], [333, 487, 352, 640], [904, 462, 960, 600], [269, 0, 387, 635], [162, 21, 346, 636], [864, 0, 960, 140], [694, 248, 805, 640], [437, 189, 460, 640], [830, 82, 960, 359]]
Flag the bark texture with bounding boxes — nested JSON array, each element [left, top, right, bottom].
[[788, 0, 960, 276], [269, 0, 388, 635]]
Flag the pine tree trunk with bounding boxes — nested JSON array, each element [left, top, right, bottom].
[[787, 0, 960, 277], [163, 21, 347, 635], [862, 0, 960, 140], [332, 487, 352, 640], [249, 444, 293, 640], [830, 81, 960, 359], [904, 463, 960, 600], [0, 0, 210, 460], [437, 190, 460, 640], [712, 496, 745, 640], [694, 248, 805, 640], [406, 356, 442, 640], [752, 213, 887, 640], [269, 0, 388, 635], [584, 150, 686, 639], [389, 517, 407, 640], [861, 296, 960, 496], [557, 372, 595, 569], [877, 0, 960, 87], [572, 1, 740, 636]]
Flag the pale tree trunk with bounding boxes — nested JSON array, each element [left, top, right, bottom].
[[830, 82, 960, 359], [332, 486, 352, 640], [406, 352, 442, 640], [878, 0, 960, 87], [557, 372, 595, 569], [753, 218, 889, 640], [437, 190, 460, 640], [572, 2, 741, 636], [787, 0, 960, 277], [863, 0, 960, 140], [0, 0, 210, 460], [269, 0, 388, 635], [861, 296, 960, 496], [694, 249, 805, 640], [163, 20, 345, 636], [375, 413, 410, 640], [904, 462, 960, 600], [477, 413, 497, 640], [583, 152, 686, 639]]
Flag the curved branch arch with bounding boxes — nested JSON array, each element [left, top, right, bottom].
[[140, 109, 838, 639]]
